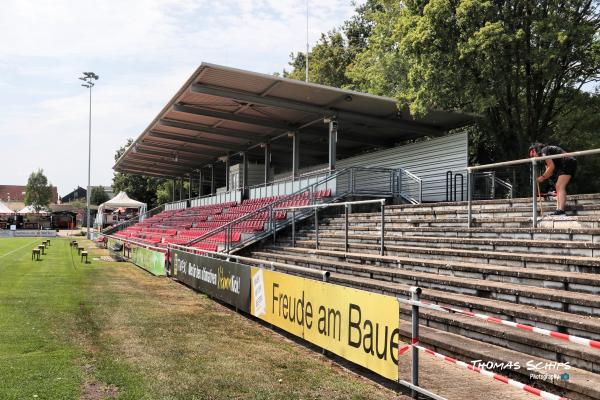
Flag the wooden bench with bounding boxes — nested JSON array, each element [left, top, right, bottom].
[[71, 240, 78, 249], [80, 251, 89, 263], [44, 239, 51, 247], [32, 248, 41, 261], [77, 246, 84, 255], [38, 244, 46, 255]]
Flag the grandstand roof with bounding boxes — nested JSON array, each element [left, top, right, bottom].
[[114, 63, 474, 178]]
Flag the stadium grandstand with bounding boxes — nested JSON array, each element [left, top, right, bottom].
[[103, 63, 600, 400]]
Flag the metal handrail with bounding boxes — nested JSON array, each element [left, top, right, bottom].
[[467, 148, 600, 171], [106, 234, 167, 253], [168, 243, 330, 281], [398, 168, 423, 204], [466, 147, 600, 228], [246, 167, 331, 190], [186, 167, 347, 251], [102, 203, 165, 235], [275, 198, 386, 255]]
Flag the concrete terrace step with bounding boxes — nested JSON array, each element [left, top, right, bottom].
[[322, 215, 600, 229], [294, 239, 600, 274], [307, 226, 600, 243], [242, 255, 600, 399], [351, 204, 600, 219], [297, 231, 600, 257], [265, 246, 600, 294], [253, 250, 600, 316], [387, 193, 600, 211]]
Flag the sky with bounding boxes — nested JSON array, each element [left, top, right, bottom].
[[0, 0, 362, 197]]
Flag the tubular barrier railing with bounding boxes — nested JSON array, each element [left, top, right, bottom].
[[186, 167, 401, 254], [274, 198, 386, 256], [101, 203, 165, 236], [167, 243, 330, 282], [398, 287, 571, 400], [466, 147, 600, 228], [398, 168, 423, 204]]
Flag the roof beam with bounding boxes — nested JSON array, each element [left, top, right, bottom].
[[159, 119, 257, 142], [173, 103, 294, 131], [120, 159, 193, 172], [127, 153, 206, 169], [138, 141, 221, 159], [190, 83, 442, 134], [134, 147, 213, 162], [119, 161, 192, 176], [148, 130, 247, 152]]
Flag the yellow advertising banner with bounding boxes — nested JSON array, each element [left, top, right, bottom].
[[250, 267, 400, 381]]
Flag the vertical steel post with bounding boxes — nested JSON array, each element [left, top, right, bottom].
[[532, 161, 538, 228], [344, 204, 349, 253], [467, 170, 473, 228], [172, 178, 176, 202], [270, 206, 276, 243], [328, 119, 337, 172], [380, 201, 385, 256], [188, 175, 192, 199], [210, 165, 215, 195], [315, 207, 319, 250], [410, 287, 421, 399], [419, 179, 423, 203], [264, 142, 271, 185], [199, 169, 203, 197], [292, 132, 300, 178], [291, 209, 296, 247], [225, 156, 230, 192]]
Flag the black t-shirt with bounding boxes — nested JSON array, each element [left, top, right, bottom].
[[541, 145, 574, 171]]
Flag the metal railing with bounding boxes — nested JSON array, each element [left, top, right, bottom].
[[398, 168, 423, 204], [101, 203, 165, 235], [274, 198, 386, 255], [168, 243, 330, 281], [248, 168, 331, 199], [466, 147, 600, 227], [186, 167, 401, 254]]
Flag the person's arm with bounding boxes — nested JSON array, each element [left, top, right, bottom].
[[537, 159, 555, 182]]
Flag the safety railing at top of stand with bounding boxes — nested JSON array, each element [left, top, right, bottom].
[[273, 198, 386, 256], [466, 147, 600, 228], [101, 203, 165, 235], [398, 168, 422, 204], [247, 167, 331, 198], [185, 166, 401, 254], [167, 243, 330, 282]]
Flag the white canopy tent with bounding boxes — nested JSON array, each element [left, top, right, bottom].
[[17, 205, 50, 215], [95, 191, 147, 227], [0, 201, 15, 214]]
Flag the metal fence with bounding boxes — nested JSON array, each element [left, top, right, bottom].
[[187, 167, 403, 253], [466, 147, 600, 227]]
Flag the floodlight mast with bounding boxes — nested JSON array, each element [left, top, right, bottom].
[[78, 71, 99, 240]]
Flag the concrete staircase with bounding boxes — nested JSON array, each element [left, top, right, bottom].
[[243, 194, 600, 400]]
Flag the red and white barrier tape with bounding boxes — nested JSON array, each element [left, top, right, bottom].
[[414, 344, 569, 400], [420, 300, 600, 350]]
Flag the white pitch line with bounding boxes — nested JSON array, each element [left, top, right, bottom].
[[0, 239, 40, 261]]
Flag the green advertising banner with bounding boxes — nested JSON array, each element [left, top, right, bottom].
[[131, 245, 166, 276]]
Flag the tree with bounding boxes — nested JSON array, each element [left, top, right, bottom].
[[90, 186, 109, 205], [283, 0, 382, 88], [24, 169, 52, 213], [112, 139, 164, 208], [349, 0, 600, 161]]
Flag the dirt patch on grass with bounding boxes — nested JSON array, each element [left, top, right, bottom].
[[80, 380, 119, 400]]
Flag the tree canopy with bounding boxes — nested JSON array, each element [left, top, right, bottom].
[[24, 169, 52, 213], [90, 186, 109, 206], [284, 0, 599, 166]]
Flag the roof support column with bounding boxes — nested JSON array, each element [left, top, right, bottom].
[[188, 175, 192, 198], [225, 156, 230, 192], [179, 177, 184, 201], [210, 165, 215, 195], [327, 118, 338, 172], [242, 152, 248, 189], [292, 132, 300, 177], [172, 178, 175, 202], [199, 169, 203, 197], [263, 142, 271, 184]]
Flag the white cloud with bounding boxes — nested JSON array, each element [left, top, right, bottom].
[[0, 0, 362, 195]]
